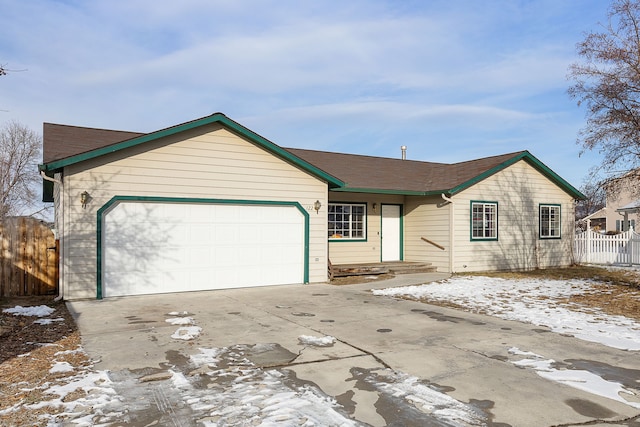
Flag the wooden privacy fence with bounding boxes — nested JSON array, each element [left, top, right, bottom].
[[0, 217, 58, 297], [574, 227, 640, 265]]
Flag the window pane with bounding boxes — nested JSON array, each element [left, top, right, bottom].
[[540, 205, 560, 238], [328, 203, 366, 239], [471, 202, 497, 240]]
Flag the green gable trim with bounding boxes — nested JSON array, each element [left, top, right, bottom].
[[447, 151, 586, 200], [96, 195, 310, 300], [40, 113, 344, 189]]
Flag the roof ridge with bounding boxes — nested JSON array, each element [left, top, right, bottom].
[[286, 147, 447, 166], [450, 150, 528, 166]]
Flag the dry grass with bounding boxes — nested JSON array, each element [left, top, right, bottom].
[[0, 297, 91, 427], [464, 265, 640, 321]]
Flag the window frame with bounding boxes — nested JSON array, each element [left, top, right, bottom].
[[470, 201, 498, 241], [328, 202, 367, 241], [539, 203, 561, 239]]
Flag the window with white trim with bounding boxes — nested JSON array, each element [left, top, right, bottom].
[[539, 204, 561, 238], [471, 201, 497, 240], [328, 203, 366, 239]]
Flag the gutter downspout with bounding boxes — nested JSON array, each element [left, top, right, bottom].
[[441, 194, 454, 273], [41, 171, 64, 301], [40, 170, 61, 185]]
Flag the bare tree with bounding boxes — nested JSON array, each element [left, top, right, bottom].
[[575, 178, 606, 221], [0, 121, 42, 218], [568, 0, 640, 182]]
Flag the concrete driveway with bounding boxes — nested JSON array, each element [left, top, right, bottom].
[[68, 273, 640, 426]]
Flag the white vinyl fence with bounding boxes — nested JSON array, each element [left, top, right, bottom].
[[574, 227, 640, 265]]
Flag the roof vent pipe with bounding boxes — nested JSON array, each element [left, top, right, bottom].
[[401, 145, 407, 160]]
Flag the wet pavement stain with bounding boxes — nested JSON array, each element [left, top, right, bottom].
[[422, 310, 486, 325], [335, 389, 357, 416], [244, 343, 298, 367], [565, 398, 617, 418], [163, 349, 190, 370], [468, 399, 513, 427]]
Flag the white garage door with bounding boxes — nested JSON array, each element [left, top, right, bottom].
[[103, 201, 305, 297]]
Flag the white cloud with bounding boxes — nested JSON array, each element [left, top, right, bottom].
[[0, 0, 611, 185]]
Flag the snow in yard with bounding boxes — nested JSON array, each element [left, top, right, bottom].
[[3, 305, 55, 317]]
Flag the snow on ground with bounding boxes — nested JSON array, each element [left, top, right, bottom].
[[508, 347, 640, 409], [166, 316, 195, 325], [3, 305, 55, 317], [171, 325, 202, 340], [373, 275, 640, 409], [6, 272, 640, 425], [373, 275, 640, 351], [298, 334, 336, 347]]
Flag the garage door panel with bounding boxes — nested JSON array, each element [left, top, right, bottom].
[[104, 201, 305, 297]]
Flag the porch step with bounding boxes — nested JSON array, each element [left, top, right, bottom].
[[386, 262, 437, 275], [331, 262, 436, 278]]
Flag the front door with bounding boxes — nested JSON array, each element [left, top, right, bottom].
[[381, 204, 402, 261]]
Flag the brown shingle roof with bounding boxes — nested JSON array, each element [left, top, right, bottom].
[[43, 123, 143, 163], [40, 119, 582, 198], [286, 148, 527, 193]]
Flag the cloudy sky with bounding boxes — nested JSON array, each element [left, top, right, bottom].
[[1, 0, 612, 186]]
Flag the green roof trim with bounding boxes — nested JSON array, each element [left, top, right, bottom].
[[39, 113, 344, 189], [447, 151, 586, 200]]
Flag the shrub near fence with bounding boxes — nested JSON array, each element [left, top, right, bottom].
[[0, 217, 58, 297], [574, 227, 640, 265]]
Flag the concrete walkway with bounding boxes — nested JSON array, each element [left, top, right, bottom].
[[68, 273, 640, 426]]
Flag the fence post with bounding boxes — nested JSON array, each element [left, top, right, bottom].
[[586, 227, 592, 264]]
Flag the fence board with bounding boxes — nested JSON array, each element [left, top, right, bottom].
[[0, 217, 58, 297], [574, 228, 640, 265]]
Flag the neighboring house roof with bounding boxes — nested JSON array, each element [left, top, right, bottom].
[[581, 207, 607, 221], [39, 113, 586, 199], [617, 199, 640, 213]]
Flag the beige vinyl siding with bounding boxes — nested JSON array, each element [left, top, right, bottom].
[[328, 193, 404, 265], [60, 124, 328, 299], [404, 195, 451, 271], [451, 161, 575, 273]]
